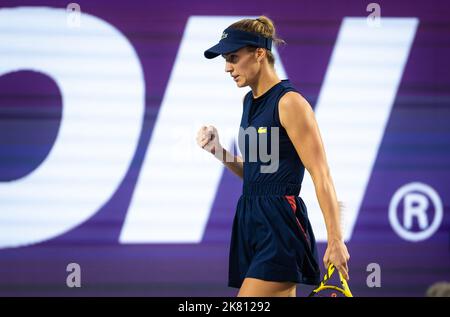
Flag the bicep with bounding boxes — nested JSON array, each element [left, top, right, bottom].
[[279, 93, 330, 181]]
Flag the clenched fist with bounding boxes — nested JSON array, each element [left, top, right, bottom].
[[196, 125, 223, 158]]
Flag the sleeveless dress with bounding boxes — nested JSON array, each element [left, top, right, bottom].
[[228, 79, 321, 288]]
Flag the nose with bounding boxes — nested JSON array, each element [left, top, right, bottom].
[[225, 61, 233, 73]]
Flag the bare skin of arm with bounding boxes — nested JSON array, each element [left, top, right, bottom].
[[279, 91, 350, 280], [220, 149, 244, 179], [196, 96, 246, 179], [196, 125, 244, 179]]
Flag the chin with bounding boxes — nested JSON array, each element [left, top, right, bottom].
[[236, 80, 247, 88]]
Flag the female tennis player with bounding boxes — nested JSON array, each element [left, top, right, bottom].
[[196, 16, 350, 297]]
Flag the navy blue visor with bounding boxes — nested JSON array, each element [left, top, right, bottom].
[[204, 27, 272, 59]]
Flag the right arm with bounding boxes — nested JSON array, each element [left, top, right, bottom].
[[196, 125, 244, 179], [197, 96, 246, 179], [218, 146, 244, 179]]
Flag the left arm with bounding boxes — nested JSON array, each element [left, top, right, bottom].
[[279, 91, 350, 280]]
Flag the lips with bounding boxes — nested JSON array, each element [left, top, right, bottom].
[[233, 75, 239, 81]]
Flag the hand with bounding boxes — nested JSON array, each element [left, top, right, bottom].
[[196, 125, 223, 158], [323, 238, 350, 280]]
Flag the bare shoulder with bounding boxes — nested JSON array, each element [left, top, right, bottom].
[[279, 91, 310, 110], [278, 91, 313, 127]]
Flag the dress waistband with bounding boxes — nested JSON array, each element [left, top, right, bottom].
[[242, 182, 301, 196]]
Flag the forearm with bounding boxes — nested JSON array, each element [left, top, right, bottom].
[[214, 147, 244, 179], [313, 173, 343, 241], [314, 173, 350, 278]]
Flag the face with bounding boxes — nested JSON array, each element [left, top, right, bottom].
[[222, 47, 264, 88]]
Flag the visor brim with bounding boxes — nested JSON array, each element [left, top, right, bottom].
[[204, 42, 247, 59]]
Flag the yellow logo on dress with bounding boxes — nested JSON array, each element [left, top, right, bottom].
[[258, 127, 267, 134]]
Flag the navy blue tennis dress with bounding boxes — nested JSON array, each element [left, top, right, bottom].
[[228, 79, 321, 288]]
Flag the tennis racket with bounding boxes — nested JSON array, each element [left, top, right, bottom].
[[308, 264, 353, 297]]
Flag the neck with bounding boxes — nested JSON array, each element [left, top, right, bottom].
[[250, 65, 281, 98]]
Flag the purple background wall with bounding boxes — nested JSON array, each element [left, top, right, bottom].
[[0, 0, 449, 296]]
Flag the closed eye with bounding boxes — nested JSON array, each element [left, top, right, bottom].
[[222, 54, 238, 63]]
